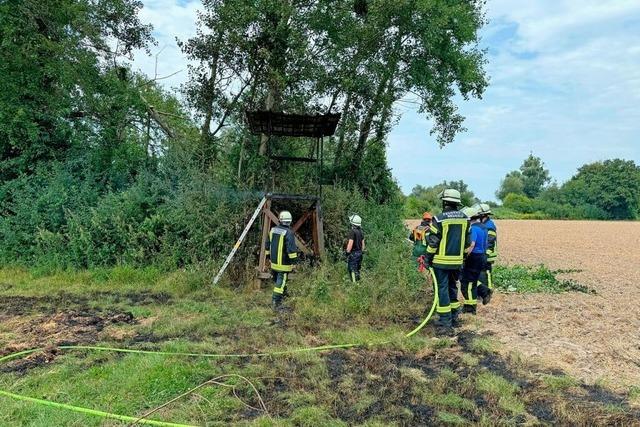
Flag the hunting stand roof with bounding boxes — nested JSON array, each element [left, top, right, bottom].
[[245, 111, 340, 138]]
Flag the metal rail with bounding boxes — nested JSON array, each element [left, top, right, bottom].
[[212, 197, 267, 285]]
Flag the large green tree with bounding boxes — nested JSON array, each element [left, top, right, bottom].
[[0, 0, 154, 182], [561, 159, 640, 219], [495, 170, 524, 201], [181, 0, 488, 195], [519, 154, 550, 198]]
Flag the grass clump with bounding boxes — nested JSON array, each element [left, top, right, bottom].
[[477, 372, 525, 415], [493, 264, 593, 294], [437, 411, 468, 425], [542, 374, 579, 392], [470, 337, 498, 354]]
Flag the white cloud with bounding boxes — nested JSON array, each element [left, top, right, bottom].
[[388, 0, 640, 200]]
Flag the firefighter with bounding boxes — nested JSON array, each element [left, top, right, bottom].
[[409, 212, 432, 268], [460, 205, 488, 315], [478, 203, 496, 304], [425, 189, 470, 333], [266, 210, 299, 310], [346, 214, 365, 282]]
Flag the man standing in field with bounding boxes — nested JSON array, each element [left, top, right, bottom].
[[266, 211, 299, 311], [477, 203, 496, 303], [425, 189, 470, 334], [346, 214, 365, 282], [461, 205, 488, 314]]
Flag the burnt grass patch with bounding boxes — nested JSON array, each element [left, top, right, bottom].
[[0, 290, 172, 316], [300, 331, 640, 426]]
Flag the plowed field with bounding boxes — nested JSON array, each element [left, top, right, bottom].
[[408, 219, 640, 389]]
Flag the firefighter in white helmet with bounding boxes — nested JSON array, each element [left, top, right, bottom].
[[425, 189, 471, 334], [345, 214, 365, 282], [265, 210, 299, 310]]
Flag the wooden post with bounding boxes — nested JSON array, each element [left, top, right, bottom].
[[315, 201, 326, 259], [256, 198, 272, 288]]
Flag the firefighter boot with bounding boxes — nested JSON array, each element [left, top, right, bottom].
[[463, 305, 477, 315], [451, 309, 462, 328], [434, 314, 454, 336]]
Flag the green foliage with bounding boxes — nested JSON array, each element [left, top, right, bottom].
[[493, 265, 592, 294], [404, 180, 478, 217], [520, 154, 551, 198], [561, 159, 640, 220], [495, 156, 638, 220], [496, 171, 525, 201]]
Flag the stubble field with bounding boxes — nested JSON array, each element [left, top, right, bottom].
[[478, 220, 640, 389]]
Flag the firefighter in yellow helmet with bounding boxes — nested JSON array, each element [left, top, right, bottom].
[[265, 210, 299, 311], [425, 189, 471, 334]]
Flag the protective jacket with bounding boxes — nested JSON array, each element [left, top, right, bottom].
[[426, 209, 470, 269], [266, 225, 298, 272], [484, 218, 498, 263]]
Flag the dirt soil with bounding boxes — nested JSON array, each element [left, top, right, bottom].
[[407, 219, 640, 389]]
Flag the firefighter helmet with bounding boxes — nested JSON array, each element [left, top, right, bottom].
[[279, 210, 293, 225], [480, 203, 492, 215], [439, 188, 462, 204]]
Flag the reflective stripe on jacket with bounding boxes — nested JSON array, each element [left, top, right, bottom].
[[426, 210, 470, 269], [266, 226, 299, 272]]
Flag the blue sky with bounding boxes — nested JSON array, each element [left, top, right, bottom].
[[131, 0, 640, 201]]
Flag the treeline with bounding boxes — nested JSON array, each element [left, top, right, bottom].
[[495, 156, 640, 220], [404, 155, 640, 221], [0, 0, 488, 270]]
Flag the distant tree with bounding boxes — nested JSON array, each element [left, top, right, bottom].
[[496, 171, 524, 201], [561, 159, 640, 219], [406, 180, 478, 216], [519, 154, 550, 198]]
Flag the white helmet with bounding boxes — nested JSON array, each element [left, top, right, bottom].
[[479, 203, 492, 215], [349, 214, 362, 227], [279, 210, 293, 225], [439, 188, 461, 204], [462, 205, 482, 219]]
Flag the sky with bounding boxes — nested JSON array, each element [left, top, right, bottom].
[[130, 0, 640, 201]]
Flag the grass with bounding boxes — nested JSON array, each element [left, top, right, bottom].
[[0, 264, 636, 426], [493, 264, 593, 294]]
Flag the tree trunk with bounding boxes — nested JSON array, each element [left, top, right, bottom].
[[200, 32, 223, 145]]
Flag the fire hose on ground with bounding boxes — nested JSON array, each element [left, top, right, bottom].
[[0, 268, 439, 426]]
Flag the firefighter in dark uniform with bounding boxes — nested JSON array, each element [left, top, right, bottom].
[[266, 210, 299, 310], [477, 203, 496, 304], [409, 212, 432, 265], [346, 214, 364, 282], [425, 189, 470, 333], [461, 205, 488, 314]]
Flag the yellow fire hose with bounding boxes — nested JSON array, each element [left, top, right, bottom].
[[0, 269, 439, 426]]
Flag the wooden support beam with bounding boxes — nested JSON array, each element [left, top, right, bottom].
[[292, 209, 313, 233]]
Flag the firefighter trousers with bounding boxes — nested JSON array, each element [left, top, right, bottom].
[[432, 267, 461, 320], [347, 251, 363, 282]]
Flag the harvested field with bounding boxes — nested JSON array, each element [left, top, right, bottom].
[[408, 219, 640, 389]]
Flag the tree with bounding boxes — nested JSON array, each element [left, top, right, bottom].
[[519, 154, 550, 198], [496, 171, 524, 201], [405, 180, 478, 216], [561, 159, 640, 219], [0, 0, 155, 182], [181, 0, 489, 194]]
